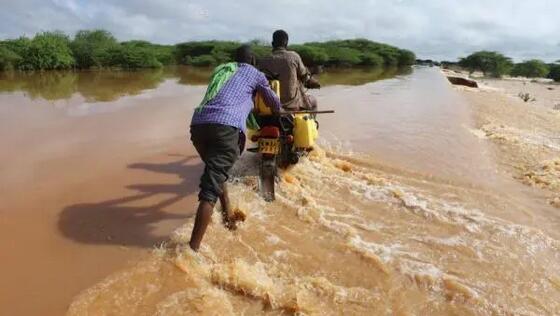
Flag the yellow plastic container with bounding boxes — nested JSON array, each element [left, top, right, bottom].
[[293, 114, 318, 149], [252, 79, 318, 149], [254, 80, 280, 115]]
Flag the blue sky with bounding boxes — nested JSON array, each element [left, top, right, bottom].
[[1, 0, 558, 61]]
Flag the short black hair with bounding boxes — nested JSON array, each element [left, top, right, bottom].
[[235, 45, 255, 65], [272, 30, 289, 48]]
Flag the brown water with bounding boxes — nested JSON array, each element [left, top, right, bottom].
[[0, 67, 558, 315]]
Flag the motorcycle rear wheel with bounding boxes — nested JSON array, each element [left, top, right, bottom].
[[259, 156, 277, 202]]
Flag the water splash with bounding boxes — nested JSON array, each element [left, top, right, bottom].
[[67, 146, 560, 315]]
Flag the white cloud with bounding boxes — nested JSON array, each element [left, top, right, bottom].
[[0, 0, 558, 61]]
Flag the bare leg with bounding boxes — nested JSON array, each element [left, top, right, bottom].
[[219, 183, 232, 217], [219, 183, 237, 230], [189, 200, 214, 251]]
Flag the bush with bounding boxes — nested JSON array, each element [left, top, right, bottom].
[[548, 64, 560, 82], [20, 31, 75, 70], [188, 55, 216, 66], [71, 30, 118, 68], [152, 46, 176, 65], [303, 39, 414, 67], [0, 31, 417, 70], [121, 40, 175, 66], [2, 37, 30, 69], [2, 37, 31, 56], [175, 39, 415, 68], [361, 52, 384, 67], [120, 46, 161, 69], [459, 51, 512, 78], [175, 41, 237, 65], [323, 47, 361, 66], [100, 45, 162, 69], [291, 45, 329, 66], [518, 92, 533, 102], [210, 43, 238, 64], [398, 49, 416, 66], [374, 48, 400, 66], [510, 59, 549, 78], [0, 46, 21, 70], [250, 44, 270, 59]]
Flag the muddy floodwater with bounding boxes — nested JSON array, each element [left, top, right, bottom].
[[0, 67, 559, 315]]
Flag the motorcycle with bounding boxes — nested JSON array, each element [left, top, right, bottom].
[[248, 73, 334, 201]]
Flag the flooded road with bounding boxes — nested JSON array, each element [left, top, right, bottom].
[[0, 67, 558, 315], [318, 68, 497, 184]]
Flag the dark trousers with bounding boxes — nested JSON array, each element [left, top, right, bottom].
[[190, 124, 241, 203]]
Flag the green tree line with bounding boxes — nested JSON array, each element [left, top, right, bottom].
[[456, 51, 560, 81], [0, 30, 415, 71], [0, 30, 173, 71], [175, 39, 415, 67]]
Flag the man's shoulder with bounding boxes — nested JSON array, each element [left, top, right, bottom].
[[284, 50, 304, 64], [272, 49, 301, 60], [238, 63, 258, 74], [238, 63, 265, 80], [286, 49, 302, 57]]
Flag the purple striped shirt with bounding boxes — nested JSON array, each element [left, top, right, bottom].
[[191, 63, 281, 133]]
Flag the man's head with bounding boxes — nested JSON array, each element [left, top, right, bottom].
[[272, 30, 289, 49], [235, 45, 255, 65]]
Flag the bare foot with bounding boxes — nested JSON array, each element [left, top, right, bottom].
[[230, 208, 247, 222], [221, 207, 246, 231], [220, 209, 236, 231], [224, 219, 238, 231]]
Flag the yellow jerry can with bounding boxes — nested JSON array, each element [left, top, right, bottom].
[[293, 114, 318, 149], [253, 80, 280, 116]]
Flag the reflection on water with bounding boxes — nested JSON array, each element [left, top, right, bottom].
[[174, 66, 214, 86], [0, 66, 409, 103], [0, 68, 169, 102], [0, 71, 78, 101], [317, 66, 411, 86]]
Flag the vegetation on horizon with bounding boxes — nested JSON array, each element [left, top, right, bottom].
[[458, 51, 513, 78], [549, 62, 560, 82], [0, 30, 415, 71], [175, 39, 415, 68], [451, 51, 560, 81]]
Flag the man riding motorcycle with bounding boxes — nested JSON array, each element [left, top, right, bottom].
[[258, 29, 321, 111]]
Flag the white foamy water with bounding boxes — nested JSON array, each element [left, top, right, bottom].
[[66, 148, 560, 315]]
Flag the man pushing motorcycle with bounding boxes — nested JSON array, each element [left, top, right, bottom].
[[188, 45, 282, 251]]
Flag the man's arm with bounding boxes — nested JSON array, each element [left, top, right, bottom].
[[294, 53, 311, 82], [255, 73, 282, 114]]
